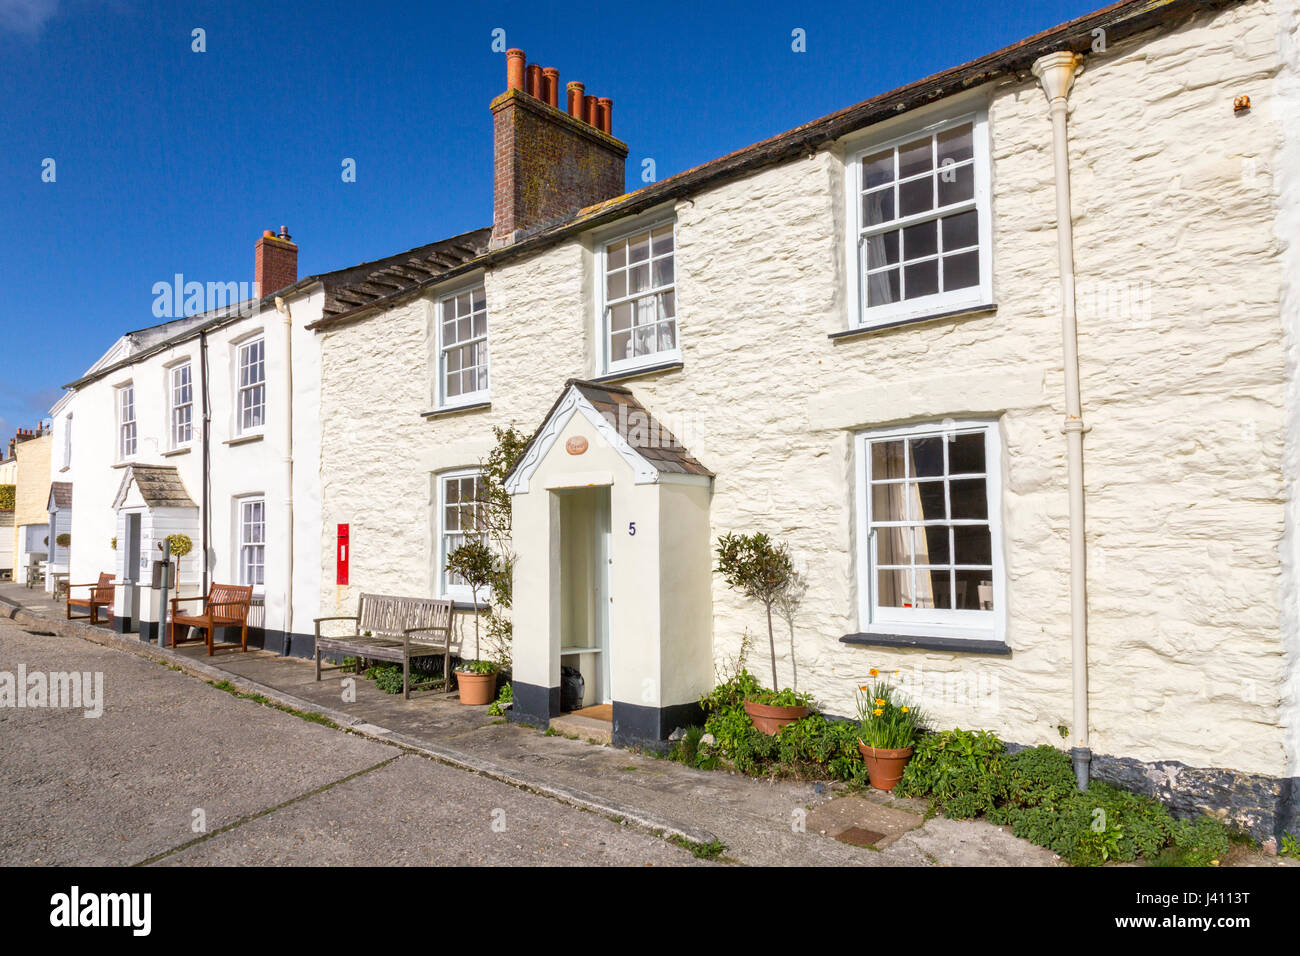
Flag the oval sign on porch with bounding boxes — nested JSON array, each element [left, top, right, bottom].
[[565, 436, 589, 455]]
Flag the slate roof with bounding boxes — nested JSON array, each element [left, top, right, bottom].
[[48, 482, 73, 510], [318, 227, 492, 322], [115, 465, 197, 509], [508, 379, 713, 485], [307, 0, 1228, 334]]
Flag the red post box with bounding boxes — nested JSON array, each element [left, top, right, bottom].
[[336, 524, 349, 585]]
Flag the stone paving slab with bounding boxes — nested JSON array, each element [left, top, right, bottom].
[[805, 795, 926, 849]]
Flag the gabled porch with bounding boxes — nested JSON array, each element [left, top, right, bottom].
[[504, 379, 715, 747]]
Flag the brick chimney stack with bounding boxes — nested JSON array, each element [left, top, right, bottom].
[[255, 226, 298, 298], [491, 50, 628, 248]]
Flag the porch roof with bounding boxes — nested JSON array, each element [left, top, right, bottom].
[[506, 379, 712, 493], [112, 465, 197, 510], [48, 481, 72, 511]]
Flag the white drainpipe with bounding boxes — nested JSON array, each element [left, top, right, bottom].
[[1032, 50, 1091, 790], [274, 295, 294, 654]]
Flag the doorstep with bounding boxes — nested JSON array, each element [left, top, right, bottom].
[[549, 712, 613, 746]]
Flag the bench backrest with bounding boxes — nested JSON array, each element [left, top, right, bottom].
[[207, 583, 254, 624], [358, 593, 453, 639], [93, 573, 115, 604]]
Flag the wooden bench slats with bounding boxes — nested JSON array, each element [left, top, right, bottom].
[[170, 584, 253, 656], [67, 573, 115, 626], [314, 593, 455, 699]]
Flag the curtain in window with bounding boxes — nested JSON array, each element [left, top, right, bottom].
[[862, 190, 895, 307]]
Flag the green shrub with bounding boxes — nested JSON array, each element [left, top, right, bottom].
[[0, 485, 14, 511], [896, 729, 1006, 819], [992, 745, 1078, 817], [695, 672, 861, 782], [1155, 816, 1231, 867], [487, 682, 513, 717], [366, 664, 404, 695]]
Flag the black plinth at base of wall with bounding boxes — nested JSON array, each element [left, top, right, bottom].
[[612, 700, 704, 751], [509, 682, 561, 728]]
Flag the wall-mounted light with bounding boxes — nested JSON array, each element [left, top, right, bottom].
[[1234, 95, 1251, 114]]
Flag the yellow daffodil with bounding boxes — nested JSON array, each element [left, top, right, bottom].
[[873, 708, 883, 716], [874, 698, 885, 706], [869, 668, 879, 677], [901, 706, 909, 713]]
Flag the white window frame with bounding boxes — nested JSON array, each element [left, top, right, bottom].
[[62, 413, 72, 470], [596, 219, 681, 376], [236, 495, 266, 591], [235, 337, 266, 436], [855, 419, 1005, 643], [845, 108, 993, 329], [169, 362, 194, 449], [116, 383, 137, 462], [435, 284, 490, 410], [436, 468, 485, 605]]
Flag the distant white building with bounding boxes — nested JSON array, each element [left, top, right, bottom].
[[56, 230, 328, 654]]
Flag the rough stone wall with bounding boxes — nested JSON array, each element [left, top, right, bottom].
[[319, 0, 1294, 782]]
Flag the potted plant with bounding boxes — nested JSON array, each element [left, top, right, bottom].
[[716, 531, 810, 734], [856, 676, 927, 790], [445, 537, 498, 706], [164, 533, 192, 584]]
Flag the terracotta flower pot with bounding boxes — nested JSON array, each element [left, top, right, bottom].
[[858, 741, 915, 791], [744, 700, 810, 735], [457, 671, 497, 706]]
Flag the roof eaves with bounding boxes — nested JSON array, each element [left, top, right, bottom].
[[63, 276, 323, 391], [306, 0, 1223, 335]]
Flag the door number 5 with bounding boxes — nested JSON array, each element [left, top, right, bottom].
[[628, 521, 636, 536]]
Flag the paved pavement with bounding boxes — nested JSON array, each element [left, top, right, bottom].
[[0, 584, 1074, 866]]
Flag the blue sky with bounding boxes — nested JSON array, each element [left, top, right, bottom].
[[0, 0, 1102, 437]]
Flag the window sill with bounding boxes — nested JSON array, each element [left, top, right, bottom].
[[840, 632, 1010, 656], [111, 460, 137, 469], [224, 433, 264, 447], [162, 447, 192, 458], [831, 303, 997, 342], [592, 360, 684, 385], [423, 400, 491, 420], [59, 466, 70, 473]]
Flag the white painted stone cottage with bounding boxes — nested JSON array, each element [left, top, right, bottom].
[[168, 0, 1300, 836], [56, 232, 330, 653]]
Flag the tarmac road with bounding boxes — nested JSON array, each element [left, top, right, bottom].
[[0, 617, 704, 866]]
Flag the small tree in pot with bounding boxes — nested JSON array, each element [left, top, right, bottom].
[[163, 533, 192, 585], [715, 531, 812, 734], [444, 537, 499, 706]]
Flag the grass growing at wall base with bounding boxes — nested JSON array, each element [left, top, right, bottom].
[[208, 679, 339, 729]]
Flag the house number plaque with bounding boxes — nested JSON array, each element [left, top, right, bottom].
[[565, 436, 588, 455]]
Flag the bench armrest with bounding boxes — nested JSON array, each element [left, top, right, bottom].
[[315, 615, 360, 638]]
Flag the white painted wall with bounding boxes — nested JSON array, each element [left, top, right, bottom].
[[317, 0, 1297, 777], [59, 285, 326, 648]]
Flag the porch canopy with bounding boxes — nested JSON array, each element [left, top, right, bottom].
[[112, 464, 199, 637], [505, 379, 714, 746]]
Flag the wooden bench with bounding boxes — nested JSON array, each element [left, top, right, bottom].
[[170, 584, 254, 656], [314, 594, 455, 699], [66, 572, 115, 625]]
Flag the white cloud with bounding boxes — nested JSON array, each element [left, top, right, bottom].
[[0, 0, 64, 36]]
